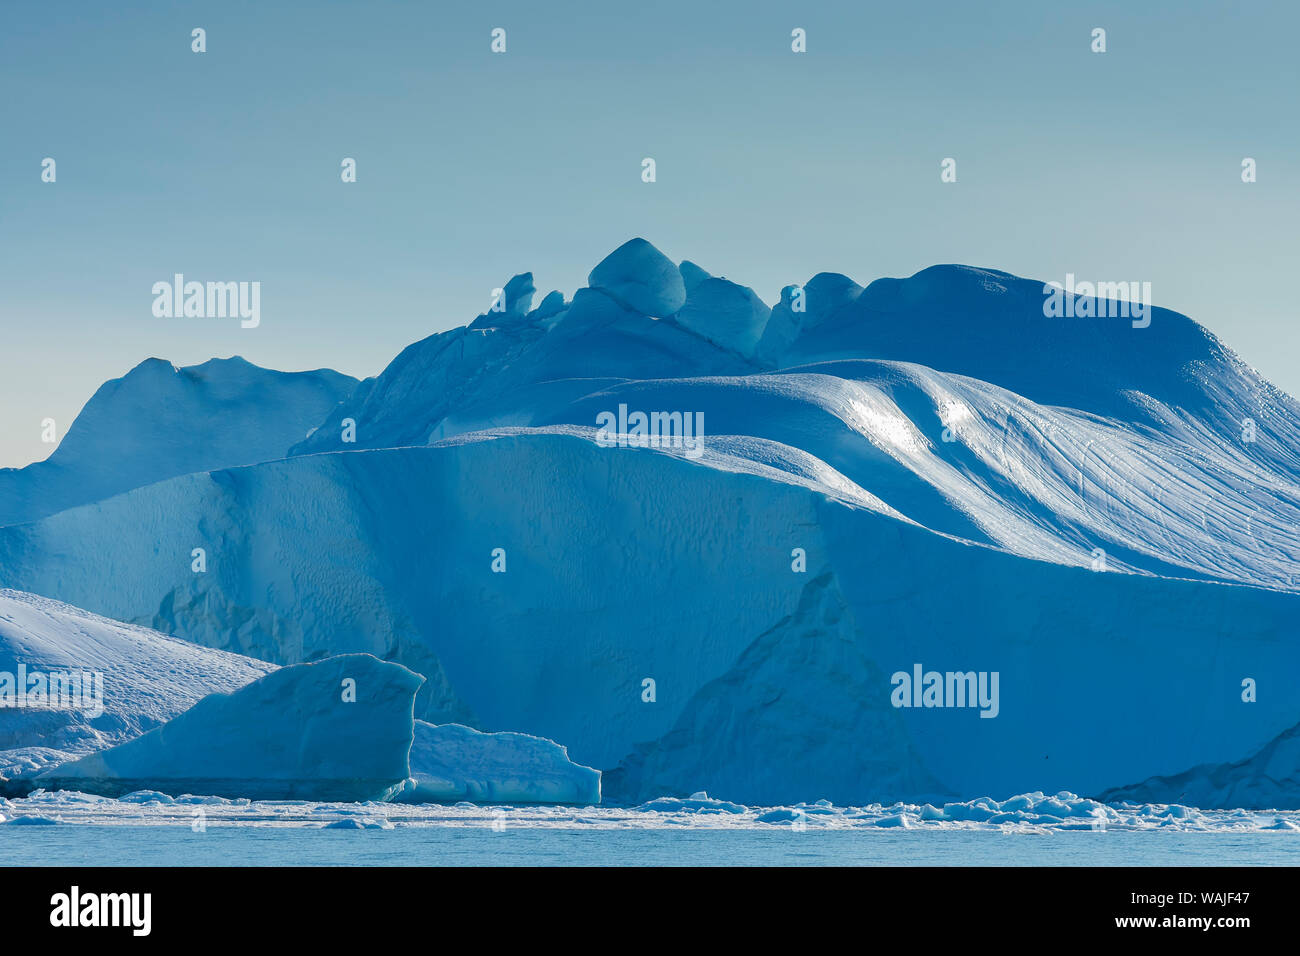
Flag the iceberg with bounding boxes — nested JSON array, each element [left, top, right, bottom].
[[1, 594, 604, 806], [0, 588, 274, 779], [397, 720, 600, 805], [5, 240, 1300, 808], [288, 239, 755, 456], [0, 357, 356, 528], [11, 420, 1297, 807], [35, 654, 422, 802]]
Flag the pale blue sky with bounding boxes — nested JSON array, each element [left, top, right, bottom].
[[2, 0, 1296, 467]]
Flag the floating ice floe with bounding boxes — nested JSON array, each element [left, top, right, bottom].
[[397, 720, 600, 805], [33, 654, 422, 802], [0, 788, 1297, 834]]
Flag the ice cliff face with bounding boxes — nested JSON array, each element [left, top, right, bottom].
[[3, 239, 1298, 807]]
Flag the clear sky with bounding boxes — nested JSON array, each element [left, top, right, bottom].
[[2, 0, 1296, 468]]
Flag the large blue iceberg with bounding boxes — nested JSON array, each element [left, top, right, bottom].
[[2, 239, 1298, 808]]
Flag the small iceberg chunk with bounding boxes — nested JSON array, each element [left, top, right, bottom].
[[35, 655, 422, 802]]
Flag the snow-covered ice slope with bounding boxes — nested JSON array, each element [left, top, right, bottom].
[[281, 243, 1300, 591], [399, 720, 600, 805], [3, 239, 1298, 807], [0, 356, 356, 528], [35, 654, 421, 801], [0, 589, 274, 778], [540, 365, 1300, 589]]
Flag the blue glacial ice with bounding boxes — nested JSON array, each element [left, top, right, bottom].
[[0, 588, 274, 778], [1099, 717, 1300, 810], [34, 654, 422, 802], [0, 357, 355, 527], [397, 720, 600, 805], [1, 599, 603, 805], [588, 237, 686, 318], [1, 239, 1299, 810]]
